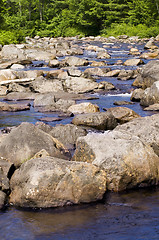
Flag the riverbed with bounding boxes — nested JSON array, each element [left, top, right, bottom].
[[0, 38, 159, 240]]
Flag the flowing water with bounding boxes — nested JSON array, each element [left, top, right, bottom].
[[1, 40, 159, 240]]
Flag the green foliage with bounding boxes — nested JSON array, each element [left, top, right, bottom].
[[0, 30, 25, 45], [0, 0, 159, 41]]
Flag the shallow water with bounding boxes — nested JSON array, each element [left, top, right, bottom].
[[1, 40, 159, 239]]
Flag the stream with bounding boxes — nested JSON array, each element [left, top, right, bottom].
[[0, 39, 159, 240]]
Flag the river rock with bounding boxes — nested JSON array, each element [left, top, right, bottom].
[[123, 59, 144, 66], [0, 122, 71, 167], [4, 92, 37, 101], [8, 83, 30, 93], [10, 64, 25, 70], [0, 102, 30, 112], [144, 40, 158, 50], [129, 48, 140, 55], [106, 107, 140, 124], [83, 68, 106, 77], [105, 69, 120, 77], [72, 112, 117, 130], [0, 191, 7, 209], [68, 102, 99, 114], [144, 103, 159, 111], [115, 114, 159, 156], [100, 81, 115, 90], [90, 61, 107, 67], [132, 60, 159, 89], [73, 130, 159, 191], [30, 77, 63, 93], [130, 89, 145, 102], [48, 124, 87, 150], [0, 86, 8, 95], [67, 68, 82, 77], [1, 45, 25, 59], [63, 56, 89, 66], [48, 59, 60, 68], [64, 77, 99, 93], [140, 81, 159, 106], [0, 69, 17, 82], [117, 69, 137, 80], [113, 101, 133, 106], [97, 51, 111, 59], [9, 157, 106, 208]]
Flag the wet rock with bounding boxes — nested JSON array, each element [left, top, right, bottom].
[[0, 102, 30, 112], [72, 112, 117, 130], [0, 122, 71, 167], [39, 117, 63, 122], [68, 102, 99, 114], [123, 59, 144, 66], [140, 81, 159, 107], [73, 130, 159, 191], [113, 101, 134, 106], [106, 107, 140, 124], [140, 51, 159, 59], [9, 157, 106, 208], [97, 51, 111, 59], [0, 191, 7, 209], [105, 69, 120, 77], [130, 89, 145, 102], [129, 48, 140, 55], [63, 56, 89, 67]]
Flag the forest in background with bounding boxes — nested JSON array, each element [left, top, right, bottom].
[[0, 0, 159, 44]]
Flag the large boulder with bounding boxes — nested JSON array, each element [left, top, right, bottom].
[[73, 130, 159, 191], [115, 113, 159, 157], [30, 77, 63, 93], [132, 60, 159, 89], [140, 81, 159, 107], [72, 112, 117, 130], [1, 45, 25, 60], [0, 122, 71, 167], [9, 157, 106, 208]]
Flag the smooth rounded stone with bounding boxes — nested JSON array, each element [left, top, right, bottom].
[[115, 114, 159, 156], [140, 81, 159, 107], [100, 81, 115, 90], [68, 102, 99, 114], [72, 130, 159, 191], [0, 86, 7, 95], [9, 157, 106, 208], [144, 40, 157, 49], [113, 101, 134, 106], [106, 107, 140, 124], [0, 69, 17, 82], [72, 112, 118, 130], [144, 103, 159, 111], [64, 77, 99, 93], [90, 61, 107, 67], [49, 124, 87, 149], [48, 59, 60, 68], [0, 122, 70, 167], [67, 68, 82, 77], [123, 59, 144, 66], [1, 45, 25, 59], [0, 191, 7, 210], [105, 69, 120, 77], [8, 83, 30, 93], [63, 56, 89, 67], [117, 69, 137, 80], [30, 77, 63, 93], [132, 60, 159, 89], [140, 51, 159, 59], [3, 92, 37, 101], [10, 64, 25, 70], [130, 89, 145, 102], [0, 102, 30, 112], [83, 68, 106, 77]]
